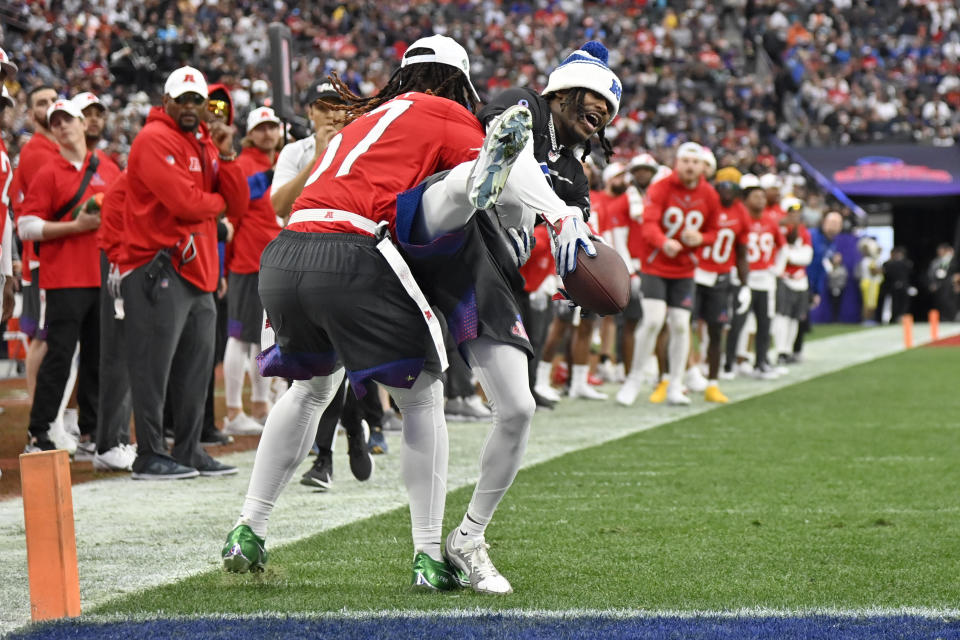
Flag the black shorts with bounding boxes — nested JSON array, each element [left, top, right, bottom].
[[257, 230, 440, 395], [227, 271, 263, 343], [556, 302, 598, 323], [776, 281, 810, 320], [20, 268, 46, 340], [622, 286, 643, 321], [694, 273, 733, 325], [395, 183, 533, 358], [640, 274, 695, 310]]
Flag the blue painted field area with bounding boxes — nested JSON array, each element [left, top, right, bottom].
[[9, 614, 960, 640]]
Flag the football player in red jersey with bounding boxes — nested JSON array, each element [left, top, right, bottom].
[[224, 35, 529, 590], [760, 173, 785, 222], [723, 175, 788, 379], [772, 197, 813, 365], [18, 99, 122, 453], [616, 142, 719, 407], [691, 168, 750, 403]]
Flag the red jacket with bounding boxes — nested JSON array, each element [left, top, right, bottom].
[[0, 138, 10, 263], [20, 150, 122, 289], [98, 170, 127, 265], [12, 132, 60, 281], [122, 107, 248, 292], [637, 172, 719, 279], [228, 146, 281, 274]]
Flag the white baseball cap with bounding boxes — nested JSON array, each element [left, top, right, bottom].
[[700, 146, 717, 178], [72, 91, 104, 113], [46, 98, 85, 126], [676, 141, 703, 160], [602, 161, 627, 184], [252, 79, 269, 94], [759, 173, 780, 190], [0, 85, 13, 109], [629, 153, 658, 171], [401, 35, 480, 103], [739, 173, 762, 192], [0, 47, 17, 79], [247, 106, 281, 131], [164, 66, 208, 99], [781, 196, 803, 212]]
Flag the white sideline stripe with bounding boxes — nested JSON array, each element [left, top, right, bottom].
[[0, 324, 958, 634], [40, 606, 960, 624]]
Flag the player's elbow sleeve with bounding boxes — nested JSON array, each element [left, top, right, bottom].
[[17, 216, 45, 241]]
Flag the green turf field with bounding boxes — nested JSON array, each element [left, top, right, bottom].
[[95, 344, 959, 616], [805, 322, 873, 341]]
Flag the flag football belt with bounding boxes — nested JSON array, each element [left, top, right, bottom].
[[288, 208, 449, 373]]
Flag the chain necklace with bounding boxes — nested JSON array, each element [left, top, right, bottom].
[[547, 114, 561, 162]]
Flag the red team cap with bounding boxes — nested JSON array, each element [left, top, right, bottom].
[[400, 35, 480, 103], [46, 98, 85, 126], [246, 106, 281, 131], [72, 91, 105, 112], [0, 47, 16, 80], [164, 66, 209, 99]]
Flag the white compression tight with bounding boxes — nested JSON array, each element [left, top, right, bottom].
[[224, 337, 271, 409], [625, 299, 667, 384], [461, 337, 536, 531], [237, 370, 344, 538], [382, 371, 449, 561], [665, 307, 692, 389]]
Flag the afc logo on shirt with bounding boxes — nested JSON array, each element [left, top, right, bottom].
[[188, 157, 202, 172]]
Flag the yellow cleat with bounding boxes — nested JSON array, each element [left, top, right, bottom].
[[648, 380, 669, 404], [704, 384, 729, 404]]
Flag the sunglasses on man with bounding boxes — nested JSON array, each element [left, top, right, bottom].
[[174, 93, 206, 106]]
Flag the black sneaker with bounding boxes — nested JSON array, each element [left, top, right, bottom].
[[24, 436, 57, 453], [201, 429, 235, 447], [195, 452, 239, 477], [301, 454, 333, 490], [131, 453, 199, 480], [346, 427, 374, 482]]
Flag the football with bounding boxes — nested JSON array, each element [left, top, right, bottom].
[[562, 243, 631, 315]]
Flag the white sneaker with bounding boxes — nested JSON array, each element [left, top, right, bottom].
[[719, 368, 736, 381], [736, 361, 755, 377], [223, 412, 265, 436], [684, 366, 708, 393], [666, 385, 691, 405], [752, 366, 780, 380], [75, 440, 97, 461], [596, 360, 618, 383], [62, 408, 81, 440], [444, 530, 513, 595], [93, 444, 136, 471], [533, 384, 562, 403], [47, 420, 78, 455], [616, 377, 642, 407], [461, 395, 493, 421], [467, 104, 532, 210], [569, 385, 608, 400]]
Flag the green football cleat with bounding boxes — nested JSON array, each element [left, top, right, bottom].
[[221, 524, 267, 573], [411, 552, 459, 591]]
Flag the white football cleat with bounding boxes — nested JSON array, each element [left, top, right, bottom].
[[569, 384, 608, 401], [444, 530, 513, 595], [534, 384, 562, 403], [616, 377, 642, 407], [467, 104, 533, 210], [666, 385, 691, 405], [684, 366, 708, 393]]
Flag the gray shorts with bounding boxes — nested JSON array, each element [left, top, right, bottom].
[[227, 271, 263, 343], [776, 281, 809, 320]]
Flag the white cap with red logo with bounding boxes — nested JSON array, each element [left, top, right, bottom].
[[164, 66, 208, 99], [46, 98, 85, 126], [246, 106, 281, 132], [72, 92, 104, 112], [0, 47, 17, 79]]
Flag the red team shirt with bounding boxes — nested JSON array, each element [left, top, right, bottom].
[[20, 150, 122, 289], [592, 189, 629, 237], [288, 93, 484, 235], [637, 172, 719, 279], [519, 225, 554, 293], [781, 222, 813, 280], [229, 146, 282, 274], [698, 199, 750, 274], [12, 132, 60, 281], [742, 209, 787, 272]]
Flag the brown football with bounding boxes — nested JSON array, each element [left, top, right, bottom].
[[562, 243, 631, 315]]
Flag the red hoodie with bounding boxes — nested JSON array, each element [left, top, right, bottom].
[[98, 170, 127, 265], [122, 106, 247, 292], [228, 146, 281, 274], [19, 149, 122, 289], [12, 132, 60, 282]]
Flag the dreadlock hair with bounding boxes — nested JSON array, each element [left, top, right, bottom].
[[547, 87, 615, 162], [324, 49, 480, 124]]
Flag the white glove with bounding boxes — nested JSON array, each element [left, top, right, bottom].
[[550, 215, 596, 279], [736, 285, 752, 315], [506, 226, 533, 268], [107, 263, 123, 300]]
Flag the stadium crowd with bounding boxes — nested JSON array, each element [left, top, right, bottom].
[[1, 0, 959, 593]]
